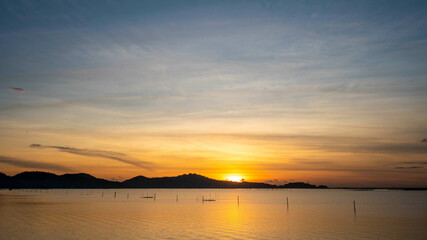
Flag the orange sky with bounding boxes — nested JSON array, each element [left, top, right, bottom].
[[1, 122, 426, 187]]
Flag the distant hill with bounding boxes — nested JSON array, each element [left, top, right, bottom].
[[0, 171, 327, 189], [2, 171, 119, 189], [0, 172, 11, 188], [122, 173, 275, 188]]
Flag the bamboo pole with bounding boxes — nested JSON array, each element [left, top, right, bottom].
[[286, 197, 289, 210], [353, 200, 356, 214]]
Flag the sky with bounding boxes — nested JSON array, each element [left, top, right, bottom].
[[0, 0, 426, 187]]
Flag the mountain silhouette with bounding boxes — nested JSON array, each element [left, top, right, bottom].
[[4, 171, 119, 188], [0, 171, 327, 189], [122, 173, 275, 188]]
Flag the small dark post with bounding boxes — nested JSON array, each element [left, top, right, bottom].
[[237, 195, 240, 206], [286, 197, 289, 210], [127, 193, 129, 199], [114, 192, 116, 198], [102, 192, 104, 197], [154, 193, 156, 200], [353, 200, 356, 214], [176, 195, 178, 202]]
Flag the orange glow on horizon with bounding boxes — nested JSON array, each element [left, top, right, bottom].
[[226, 175, 244, 182]]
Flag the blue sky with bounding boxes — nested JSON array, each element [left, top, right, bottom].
[[0, 0, 426, 186]]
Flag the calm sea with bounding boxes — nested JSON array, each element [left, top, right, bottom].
[[0, 189, 426, 239]]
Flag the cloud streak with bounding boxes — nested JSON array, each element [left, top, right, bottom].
[[7, 87, 27, 92], [196, 133, 427, 155], [400, 161, 427, 165], [395, 166, 423, 169], [30, 144, 152, 169], [0, 155, 71, 172]]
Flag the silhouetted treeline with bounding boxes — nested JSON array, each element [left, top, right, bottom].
[[0, 171, 327, 189], [282, 182, 328, 189]]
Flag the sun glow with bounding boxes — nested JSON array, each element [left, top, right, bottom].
[[226, 176, 244, 182]]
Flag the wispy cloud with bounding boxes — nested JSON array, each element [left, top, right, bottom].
[[358, 143, 427, 154], [7, 87, 27, 92], [30, 144, 152, 169], [0, 101, 71, 111], [0, 155, 71, 172], [399, 161, 427, 165], [395, 166, 423, 169], [199, 133, 427, 155]]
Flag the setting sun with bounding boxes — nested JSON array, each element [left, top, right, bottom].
[[226, 176, 244, 182]]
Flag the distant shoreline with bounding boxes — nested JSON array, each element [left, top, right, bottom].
[[0, 171, 327, 189], [332, 187, 427, 191], [1, 188, 426, 191], [1, 171, 425, 190], [1, 187, 425, 191]]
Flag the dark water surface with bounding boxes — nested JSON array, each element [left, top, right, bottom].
[[0, 189, 426, 239]]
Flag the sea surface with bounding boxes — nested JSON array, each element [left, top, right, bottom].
[[0, 189, 426, 240]]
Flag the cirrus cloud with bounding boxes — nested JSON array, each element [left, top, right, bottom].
[[30, 144, 152, 170], [7, 87, 27, 92]]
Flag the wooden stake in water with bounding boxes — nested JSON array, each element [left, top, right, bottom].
[[176, 195, 178, 202], [237, 195, 240, 206], [114, 192, 116, 198], [127, 193, 129, 199], [353, 200, 356, 214], [102, 192, 104, 198], [286, 197, 289, 210]]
